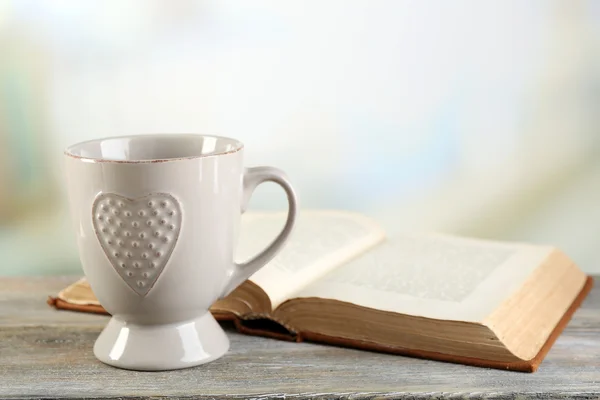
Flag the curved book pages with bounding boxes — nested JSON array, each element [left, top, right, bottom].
[[49, 210, 592, 372]]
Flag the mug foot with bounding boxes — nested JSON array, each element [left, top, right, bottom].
[[93, 312, 230, 371]]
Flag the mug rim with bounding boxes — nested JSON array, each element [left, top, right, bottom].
[[64, 133, 244, 164]]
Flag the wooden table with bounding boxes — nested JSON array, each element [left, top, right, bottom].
[[1, 276, 599, 399]]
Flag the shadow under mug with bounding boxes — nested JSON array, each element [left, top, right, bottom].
[[64, 134, 297, 370]]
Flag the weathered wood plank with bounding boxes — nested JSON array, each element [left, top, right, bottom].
[[0, 276, 107, 327], [0, 276, 599, 399]]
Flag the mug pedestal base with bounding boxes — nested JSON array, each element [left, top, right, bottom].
[[94, 312, 230, 371]]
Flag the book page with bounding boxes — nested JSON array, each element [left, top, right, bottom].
[[294, 233, 553, 322], [236, 210, 385, 308], [57, 278, 99, 305]]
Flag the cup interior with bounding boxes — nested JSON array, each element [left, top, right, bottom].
[[65, 134, 243, 162]]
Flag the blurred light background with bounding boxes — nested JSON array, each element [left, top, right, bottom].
[[1, 0, 600, 275]]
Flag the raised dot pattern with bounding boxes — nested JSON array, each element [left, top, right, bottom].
[[92, 193, 181, 296]]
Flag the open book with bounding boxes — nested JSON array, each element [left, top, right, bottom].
[[49, 211, 592, 372]]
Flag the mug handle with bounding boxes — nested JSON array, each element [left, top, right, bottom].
[[221, 166, 298, 297]]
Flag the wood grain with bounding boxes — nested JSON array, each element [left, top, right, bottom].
[[1, 276, 599, 399]]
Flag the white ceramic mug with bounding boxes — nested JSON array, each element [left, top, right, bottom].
[[64, 134, 297, 370]]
